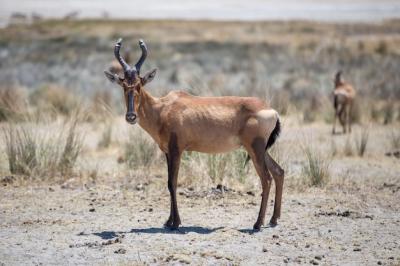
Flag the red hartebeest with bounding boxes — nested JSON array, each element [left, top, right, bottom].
[[332, 71, 356, 134], [104, 39, 284, 231]]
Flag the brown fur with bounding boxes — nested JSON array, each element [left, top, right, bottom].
[[332, 72, 356, 134], [105, 39, 284, 231], [131, 85, 284, 230]]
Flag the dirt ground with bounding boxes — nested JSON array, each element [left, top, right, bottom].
[[0, 122, 399, 266]]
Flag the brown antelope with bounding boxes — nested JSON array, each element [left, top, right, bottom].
[[104, 39, 284, 231], [332, 71, 356, 134]]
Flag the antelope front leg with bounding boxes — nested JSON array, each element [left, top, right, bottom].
[[164, 135, 182, 230], [164, 154, 174, 227]]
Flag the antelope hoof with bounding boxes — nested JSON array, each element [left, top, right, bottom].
[[164, 222, 180, 230], [253, 222, 262, 231], [164, 218, 181, 230], [164, 218, 173, 229], [269, 218, 278, 227], [171, 223, 180, 230]]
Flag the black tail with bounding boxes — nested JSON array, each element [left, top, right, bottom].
[[266, 118, 281, 150], [333, 94, 338, 110], [244, 118, 281, 167]]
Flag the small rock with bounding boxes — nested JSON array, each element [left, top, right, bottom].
[[283, 258, 289, 263], [117, 156, 125, 164], [148, 208, 153, 212], [310, 259, 319, 265], [388, 256, 394, 260], [114, 248, 126, 254], [262, 247, 267, 252], [377, 261, 382, 265], [353, 248, 361, 252], [305, 244, 310, 248], [272, 235, 279, 239], [315, 256, 322, 260], [247, 191, 255, 196], [1, 175, 15, 184], [89, 208, 95, 212], [135, 184, 144, 191]]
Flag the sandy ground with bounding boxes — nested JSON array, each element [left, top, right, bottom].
[[0, 122, 399, 265], [0, 182, 399, 265]]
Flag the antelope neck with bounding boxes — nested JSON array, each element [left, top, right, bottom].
[[136, 88, 161, 139]]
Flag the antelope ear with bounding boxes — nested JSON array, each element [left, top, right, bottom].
[[141, 68, 157, 85], [104, 70, 123, 85]]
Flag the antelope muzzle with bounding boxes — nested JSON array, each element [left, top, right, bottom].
[[125, 112, 137, 124]]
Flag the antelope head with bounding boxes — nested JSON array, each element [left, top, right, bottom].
[[104, 38, 157, 124]]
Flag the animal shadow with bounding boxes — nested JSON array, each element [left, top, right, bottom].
[[86, 226, 223, 239], [129, 226, 223, 235]]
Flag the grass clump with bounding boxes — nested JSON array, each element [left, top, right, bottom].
[[344, 137, 354, 156], [0, 87, 26, 122], [29, 84, 80, 116], [207, 154, 230, 183], [181, 148, 249, 185], [302, 146, 330, 187], [98, 126, 113, 149], [354, 127, 369, 157], [389, 129, 400, 150], [3, 119, 83, 178], [124, 131, 157, 169]]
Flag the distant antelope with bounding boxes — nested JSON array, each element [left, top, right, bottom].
[[332, 71, 356, 134], [104, 39, 284, 231]]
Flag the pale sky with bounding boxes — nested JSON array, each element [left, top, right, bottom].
[[1, 0, 400, 26]]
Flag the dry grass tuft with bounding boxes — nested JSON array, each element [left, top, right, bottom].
[[330, 139, 338, 157], [382, 101, 395, 125], [30, 84, 80, 116], [344, 137, 354, 157], [0, 87, 26, 121], [354, 127, 370, 157], [181, 149, 249, 185], [271, 91, 290, 116], [2, 118, 83, 178], [124, 131, 157, 169], [98, 126, 113, 149], [389, 129, 400, 150], [302, 146, 330, 187], [350, 99, 362, 124], [207, 154, 231, 183]]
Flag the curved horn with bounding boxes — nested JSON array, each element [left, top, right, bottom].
[[114, 38, 130, 73], [135, 39, 148, 73]]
